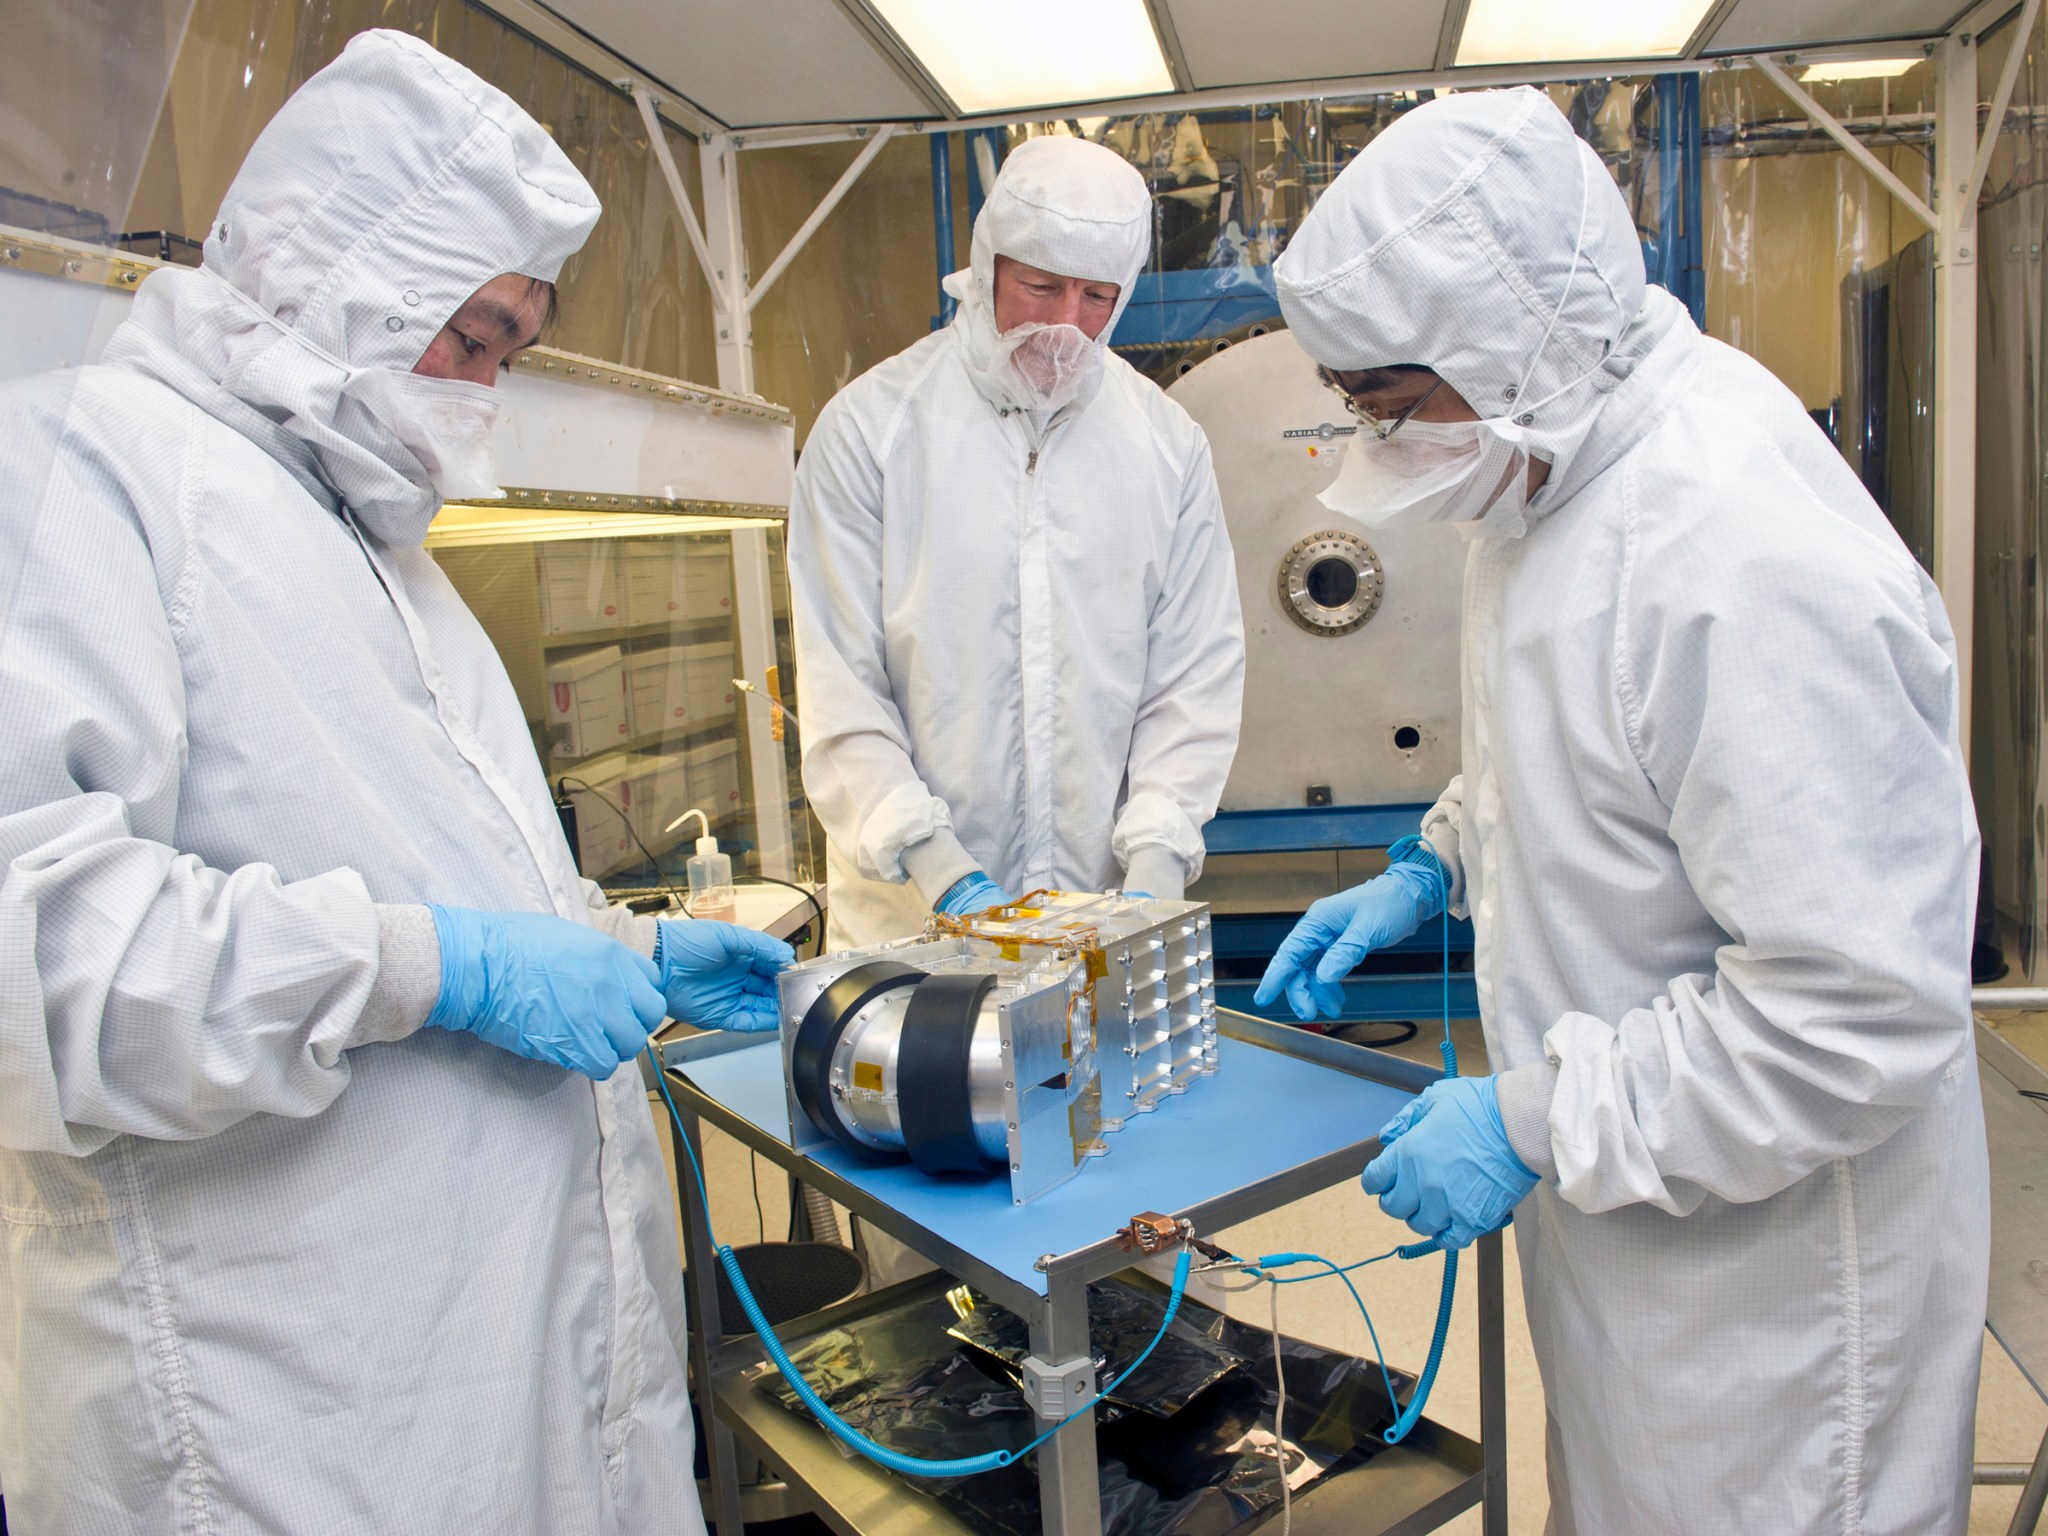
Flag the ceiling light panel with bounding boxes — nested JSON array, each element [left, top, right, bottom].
[[1705, 0, 1960, 55], [1455, 0, 1717, 65], [868, 0, 1175, 114], [1801, 57, 1925, 81]]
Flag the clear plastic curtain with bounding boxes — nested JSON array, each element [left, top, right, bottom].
[[1972, 6, 2048, 973], [1, 0, 197, 377], [740, 132, 967, 443]]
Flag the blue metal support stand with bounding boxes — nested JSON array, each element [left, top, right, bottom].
[[930, 133, 956, 329], [1654, 74, 1706, 328], [1680, 73, 1704, 325], [1203, 804, 1477, 1024], [964, 127, 1003, 229]]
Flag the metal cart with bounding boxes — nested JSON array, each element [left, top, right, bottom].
[[658, 1009, 1508, 1536]]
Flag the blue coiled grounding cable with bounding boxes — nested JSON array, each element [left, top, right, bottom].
[[1246, 833, 1460, 1446], [649, 1053, 1193, 1479], [1370, 834, 1459, 1444]]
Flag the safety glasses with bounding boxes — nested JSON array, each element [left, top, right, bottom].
[[1325, 373, 1446, 441]]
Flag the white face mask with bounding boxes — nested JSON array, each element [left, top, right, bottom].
[[342, 368, 506, 501], [994, 320, 1100, 412], [1318, 417, 1530, 530]]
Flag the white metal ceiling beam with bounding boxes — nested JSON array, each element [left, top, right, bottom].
[[632, 86, 725, 312], [1954, 0, 2025, 40], [1144, 0, 1196, 94], [745, 126, 901, 310], [468, 0, 724, 137], [724, 36, 1941, 148], [1752, 55, 1939, 228], [824, 0, 960, 118], [1433, 0, 1472, 71], [1682, 0, 1746, 58]]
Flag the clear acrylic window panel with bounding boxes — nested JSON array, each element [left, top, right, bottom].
[[428, 513, 814, 893]]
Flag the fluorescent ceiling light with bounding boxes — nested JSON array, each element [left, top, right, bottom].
[[869, 0, 1174, 115], [1455, 0, 1717, 66], [1802, 58, 1924, 82]]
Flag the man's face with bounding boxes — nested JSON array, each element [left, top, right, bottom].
[[991, 254, 1121, 339], [411, 272, 553, 385]]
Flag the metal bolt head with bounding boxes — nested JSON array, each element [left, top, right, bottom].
[[1516, 411, 1535, 426], [2, 246, 19, 262]]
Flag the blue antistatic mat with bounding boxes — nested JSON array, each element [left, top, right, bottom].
[[678, 1034, 1414, 1296]]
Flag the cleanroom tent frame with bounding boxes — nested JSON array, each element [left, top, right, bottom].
[[554, 2, 2004, 763]]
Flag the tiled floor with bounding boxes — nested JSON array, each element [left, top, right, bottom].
[[668, 1008, 2047, 1534]]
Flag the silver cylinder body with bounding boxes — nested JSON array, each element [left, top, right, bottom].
[[821, 989, 1011, 1164]]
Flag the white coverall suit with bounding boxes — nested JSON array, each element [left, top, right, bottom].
[[1274, 88, 1990, 1534], [0, 32, 703, 1534], [790, 137, 1246, 949]]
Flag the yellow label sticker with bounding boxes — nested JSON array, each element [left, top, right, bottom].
[[998, 940, 1022, 961], [852, 1061, 884, 1092], [1085, 948, 1109, 980], [1012, 908, 1042, 920]]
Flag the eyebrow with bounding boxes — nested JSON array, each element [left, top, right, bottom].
[[466, 298, 544, 351], [1321, 364, 1435, 397]]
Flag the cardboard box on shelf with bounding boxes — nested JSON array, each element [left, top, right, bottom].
[[567, 761, 638, 879], [624, 647, 692, 738], [678, 640, 738, 723], [683, 739, 741, 819], [536, 541, 621, 636], [621, 540, 735, 628], [546, 646, 629, 760], [625, 750, 693, 848]]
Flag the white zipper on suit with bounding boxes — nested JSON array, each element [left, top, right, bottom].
[[1005, 406, 1066, 891]]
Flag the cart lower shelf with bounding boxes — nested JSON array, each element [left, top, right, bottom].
[[700, 1272, 1487, 1536]]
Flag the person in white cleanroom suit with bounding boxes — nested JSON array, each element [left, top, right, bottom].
[[1257, 88, 1989, 1534], [0, 31, 789, 1534], [789, 136, 1245, 949]]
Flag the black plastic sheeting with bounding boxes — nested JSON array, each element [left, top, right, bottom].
[[753, 1276, 1413, 1535]]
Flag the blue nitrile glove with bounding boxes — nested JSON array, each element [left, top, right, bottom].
[[935, 872, 1011, 917], [425, 905, 667, 1079], [654, 919, 794, 1033], [1359, 1076, 1537, 1251], [1252, 861, 1445, 1021]]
